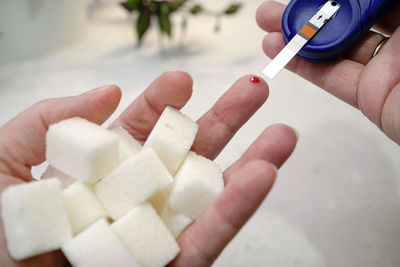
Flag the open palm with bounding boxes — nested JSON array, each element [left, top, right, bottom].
[[257, 1, 400, 144], [0, 72, 297, 266]]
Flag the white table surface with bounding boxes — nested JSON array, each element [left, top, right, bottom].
[[1, 1, 399, 266]]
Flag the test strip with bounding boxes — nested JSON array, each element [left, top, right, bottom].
[[262, 0, 340, 79]]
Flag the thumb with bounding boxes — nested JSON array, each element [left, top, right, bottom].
[[0, 85, 122, 181]]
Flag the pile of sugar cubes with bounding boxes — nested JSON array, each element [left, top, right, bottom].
[[1, 106, 224, 267]]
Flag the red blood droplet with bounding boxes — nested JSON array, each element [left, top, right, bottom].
[[250, 76, 260, 83]]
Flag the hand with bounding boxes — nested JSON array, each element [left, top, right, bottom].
[[0, 72, 297, 266], [256, 1, 400, 145]]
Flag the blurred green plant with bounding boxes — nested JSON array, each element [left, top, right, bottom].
[[120, 0, 242, 45]]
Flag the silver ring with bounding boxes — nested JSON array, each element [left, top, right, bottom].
[[371, 36, 389, 58]]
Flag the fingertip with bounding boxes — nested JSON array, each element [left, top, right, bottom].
[[162, 70, 193, 87], [256, 1, 286, 32], [84, 84, 121, 99], [238, 74, 270, 103], [88, 84, 122, 120], [245, 123, 297, 169], [291, 126, 300, 141], [217, 74, 270, 112], [85, 84, 122, 102], [248, 74, 268, 87], [255, 1, 269, 30], [151, 71, 193, 110], [162, 71, 193, 99], [177, 70, 194, 87], [100, 84, 122, 103], [269, 122, 298, 140], [266, 123, 298, 151], [106, 84, 122, 94]]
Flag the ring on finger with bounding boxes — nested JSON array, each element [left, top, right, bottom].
[[371, 36, 390, 58]]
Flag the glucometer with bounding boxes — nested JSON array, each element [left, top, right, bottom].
[[263, 0, 398, 79], [282, 0, 398, 61]]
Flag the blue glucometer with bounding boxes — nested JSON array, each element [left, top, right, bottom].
[[281, 0, 398, 61]]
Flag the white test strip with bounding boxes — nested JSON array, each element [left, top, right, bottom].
[[262, 0, 340, 79]]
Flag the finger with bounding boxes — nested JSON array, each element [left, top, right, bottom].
[[171, 160, 277, 267], [344, 31, 388, 65], [374, 3, 400, 35], [0, 85, 122, 181], [110, 71, 193, 142], [262, 32, 364, 107], [256, 1, 285, 33], [381, 82, 400, 144], [192, 75, 269, 160], [224, 124, 297, 184], [358, 28, 400, 130]]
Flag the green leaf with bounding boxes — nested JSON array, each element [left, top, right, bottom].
[[224, 3, 241, 15], [157, 13, 172, 37], [168, 0, 185, 12], [136, 10, 151, 43], [189, 4, 203, 15], [121, 0, 142, 12], [160, 3, 170, 15], [149, 1, 158, 13]]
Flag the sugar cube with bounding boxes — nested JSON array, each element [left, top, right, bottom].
[[144, 106, 198, 175], [95, 148, 173, 220], [46, 117, 119, 183], [150, 185, 193, 238], [158, 205, 193, 239], [110, 126, 142, 163], [169, 152, 224, 219], [63, 182, 108, 235], [41, 165, 76, 189], [1, 178, 72, 260], [62, 218, 140, 267], [111, 202, 180, 267]]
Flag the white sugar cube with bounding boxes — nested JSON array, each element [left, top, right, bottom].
[[95, 148, 173, 220], [169, 152, 224, 219], [62, 218, 140, 267], [150, 186, 193, 238], [144, 106, 198, 175], [110, 126, 142, 163], [111, 202, 180, 267], [1, 178, 72, 260], [63, 182, 108, 234], [46, 117, 119, 183], [41, 165, 76, 189], [158, 205, 193, 238]]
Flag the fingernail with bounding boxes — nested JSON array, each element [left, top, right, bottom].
[[85, 84, 115, 95], [291, 127, 300, 141]]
